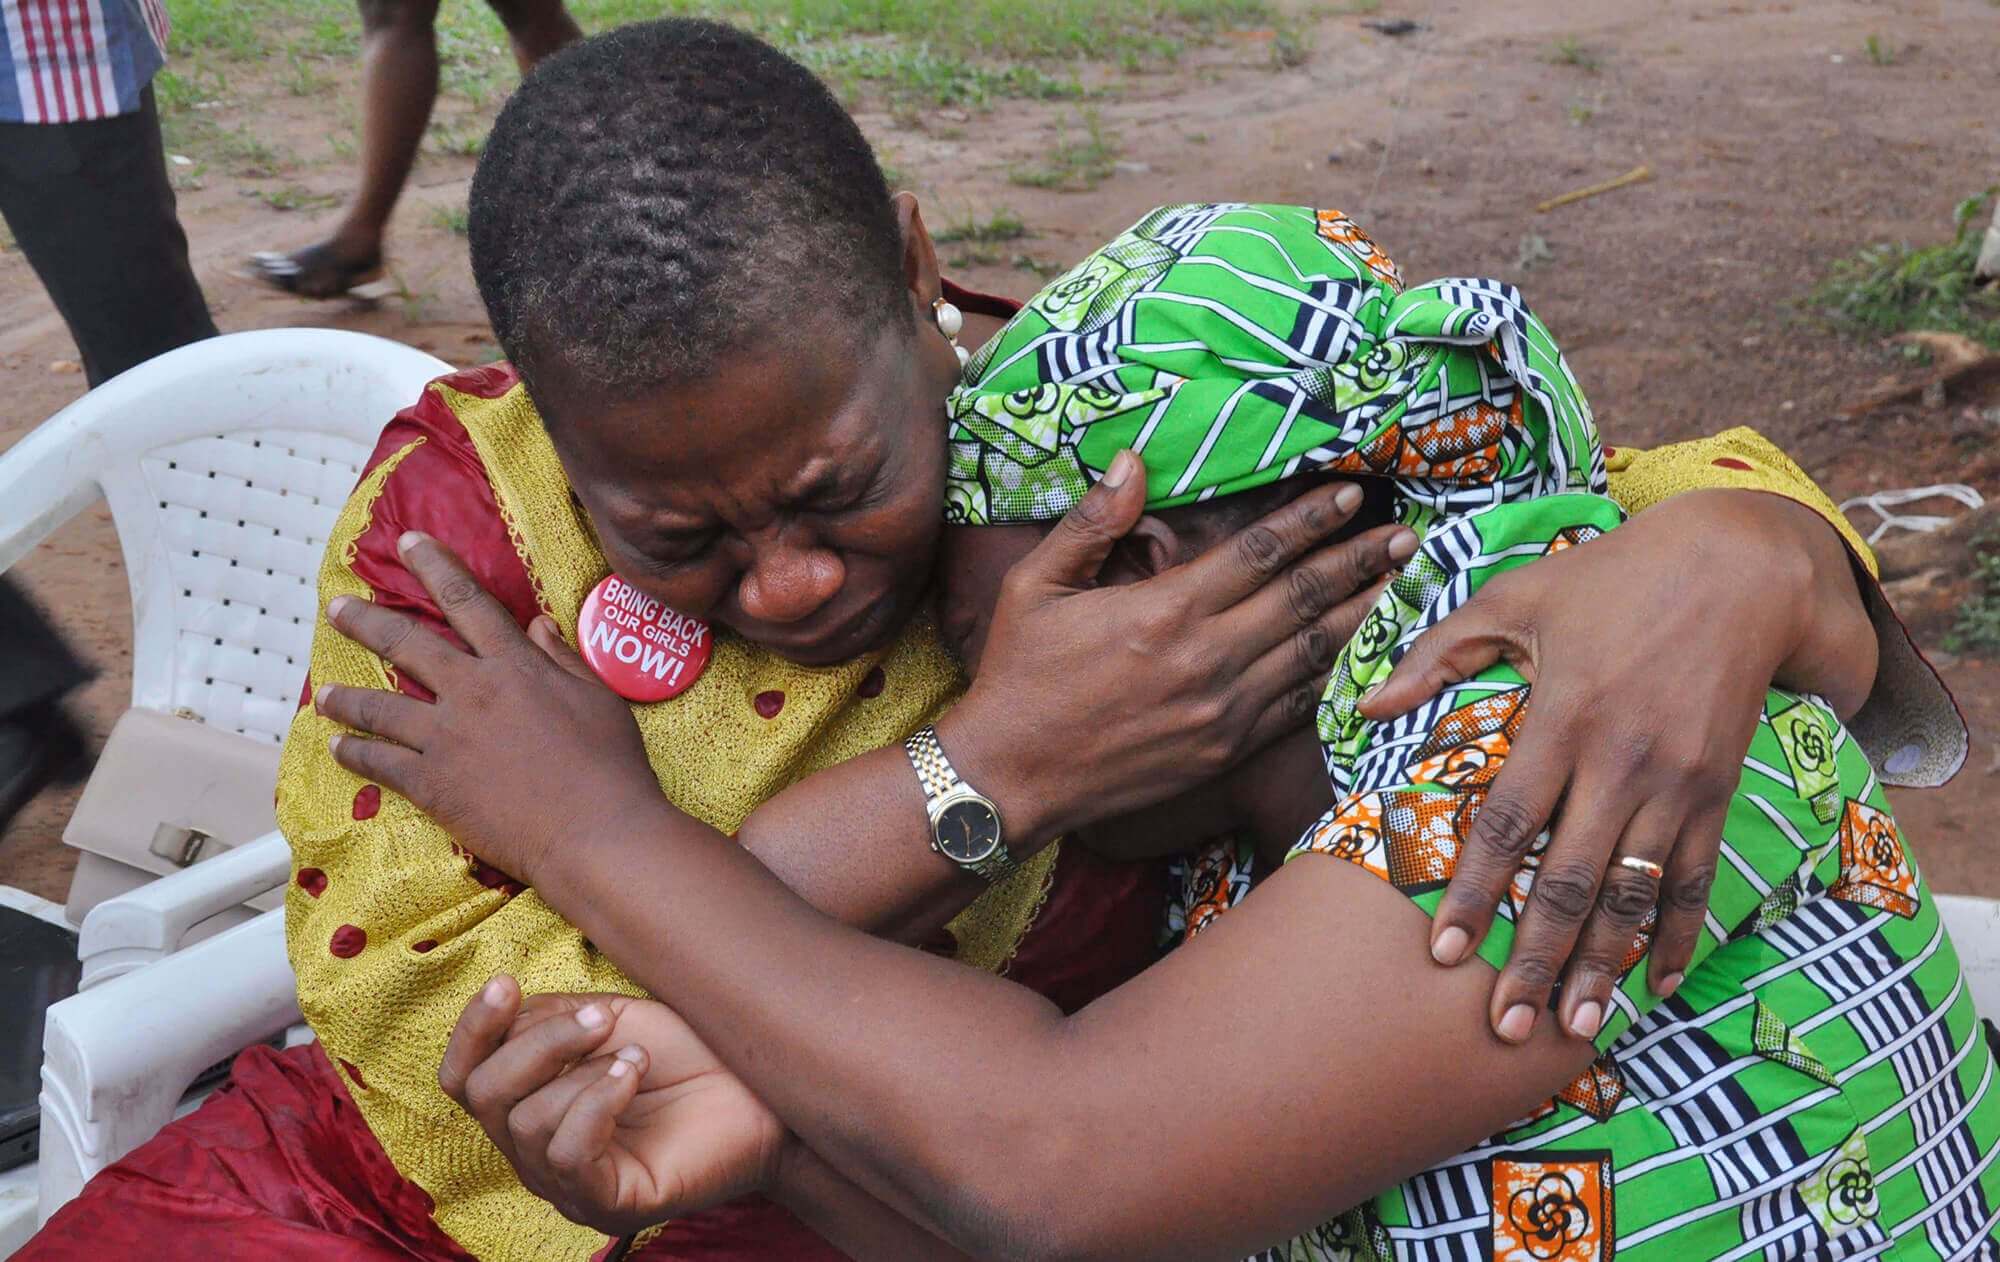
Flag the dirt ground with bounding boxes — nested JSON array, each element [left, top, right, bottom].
[[3, 0, 1998, 903]]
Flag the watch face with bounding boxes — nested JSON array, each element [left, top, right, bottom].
[[935, 797, 1002, 865]]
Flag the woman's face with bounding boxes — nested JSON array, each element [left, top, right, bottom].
[[548, 308, 964, 667]]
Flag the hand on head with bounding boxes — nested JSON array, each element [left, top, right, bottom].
[[933, 450, 1418, 847]]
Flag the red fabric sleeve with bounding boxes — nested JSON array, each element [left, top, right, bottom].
[[294, 364, 542, 711]]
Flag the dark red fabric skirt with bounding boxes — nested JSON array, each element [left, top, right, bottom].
[[16, 1042, 848, 1260]]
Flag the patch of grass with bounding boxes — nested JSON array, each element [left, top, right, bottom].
[[251, 181, 339, 212], [280, 47, 332, 95], [1809, 189, 2000, 348], [159, 0, 1280, 113], [934, 210, 1031, 245], [220, 126, 291, 178], [153, 64, 229, 114], [1545, 35, 1602, 72], [1270, 24, 1311, 69], [429, 203, 471, 238], [1944, 530, 2000, 656], [1864, 34, 1901, 66], [1567, 92, 1602, 125], [1011, 252, 1066, 278], [794, 37, 1086, 110], [427, 120, 488, 157], [168, 0, 355, 60], [1009, 110, 1119, 190]]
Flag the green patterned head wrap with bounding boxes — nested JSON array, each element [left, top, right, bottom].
[[943, 203, 1605, 529]]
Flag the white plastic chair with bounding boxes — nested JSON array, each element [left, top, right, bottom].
[[0, 329, 448, 1246], [0, 327, 446, 737], [1939, 895, 2000, 1021], [1, 328, 451, 935]]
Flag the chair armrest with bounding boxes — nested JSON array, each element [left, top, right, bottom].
[[76, 830, 290, 990], [0, 402, 107, 575], [37, 908, 300, 1224]]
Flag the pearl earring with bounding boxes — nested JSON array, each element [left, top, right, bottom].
[[934, 297, 969, 368]]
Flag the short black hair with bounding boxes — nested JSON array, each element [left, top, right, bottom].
[[468, 19, 909, 412]]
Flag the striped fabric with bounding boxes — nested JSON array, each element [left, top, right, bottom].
[[1, 0, 168, 124], [944, 202, 1601, 530], [1287, 495, 2000, 1260]]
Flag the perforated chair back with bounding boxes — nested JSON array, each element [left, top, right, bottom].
[[0, 329, 451, 745]]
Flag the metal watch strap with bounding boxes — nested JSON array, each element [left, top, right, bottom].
[[905, 725, 1014, 881], [906, 725, 959, 798]]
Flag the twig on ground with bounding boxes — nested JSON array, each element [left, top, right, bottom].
[[1534, 165, 1652, 213]]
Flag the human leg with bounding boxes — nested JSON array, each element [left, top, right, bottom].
[[249, 0, 440, 298], [0, 86, 217, 387], [0, 581, 90, 833], [486, 0, 582, 72]]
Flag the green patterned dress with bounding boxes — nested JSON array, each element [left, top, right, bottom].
[[945, 203, 2000, 1261]]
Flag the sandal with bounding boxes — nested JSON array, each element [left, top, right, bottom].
[[248, 242, 385, 299]]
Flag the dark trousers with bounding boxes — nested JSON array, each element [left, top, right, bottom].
[[0, 85, 209, 731], [0, 84, 216, 388], [0, 583, 87, 719]]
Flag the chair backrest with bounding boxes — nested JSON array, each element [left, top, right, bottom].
[[0, 329, 451, 746]]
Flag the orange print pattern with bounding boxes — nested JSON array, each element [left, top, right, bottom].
[[1829, 798, 1920, 919], [1492, 1153, 1614, 1262], [1316, 208, 1404, 290]]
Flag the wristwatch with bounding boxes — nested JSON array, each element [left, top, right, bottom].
[[904, 725, 1014, 882]]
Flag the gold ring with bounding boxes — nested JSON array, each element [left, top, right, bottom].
[[1618, 855, 1665, 880]]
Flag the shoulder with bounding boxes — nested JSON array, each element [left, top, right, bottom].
[[349, 363, 542, 636]]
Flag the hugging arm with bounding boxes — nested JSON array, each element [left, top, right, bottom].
[[1367, 437, 1885, 1044], [473, 817, 1593, 1262], [320, 463, 1413, 941]]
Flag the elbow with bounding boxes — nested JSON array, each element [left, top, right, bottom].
[[937, 1121, 1122, 1262]]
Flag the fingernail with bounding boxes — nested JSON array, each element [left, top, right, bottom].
[[1568, 1000, 1604, 1040], [1431, 925, 1470, 966], [327, 734, 344, 757], [616, 1044, 645, 1064], [398, 530, 426, 553], [480, 978, 508, 1007], [1102, 449, 1139, 489], [326, 595, 352, 620], [1359, 680, 1384, 705], [314, 684, 331, 713], [577, 1004, 608, 1031], [1657, 971, 1684, 998], [1497, 1003, 1537, 1044], [1388, 529, 1420, 562], [607, 1057, 632, 1079], [1334, 483, 1362, 513]]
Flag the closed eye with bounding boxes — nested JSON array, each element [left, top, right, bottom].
[[634, 532, 716, 570]]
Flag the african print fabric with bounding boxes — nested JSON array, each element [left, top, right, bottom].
[[1288, 496, 2000, 1262], [945, 202, 1600, 530], [947, 204, 2000, 1260]]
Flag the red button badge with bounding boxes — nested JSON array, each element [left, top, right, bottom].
[[577, 574, 712, 703]]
